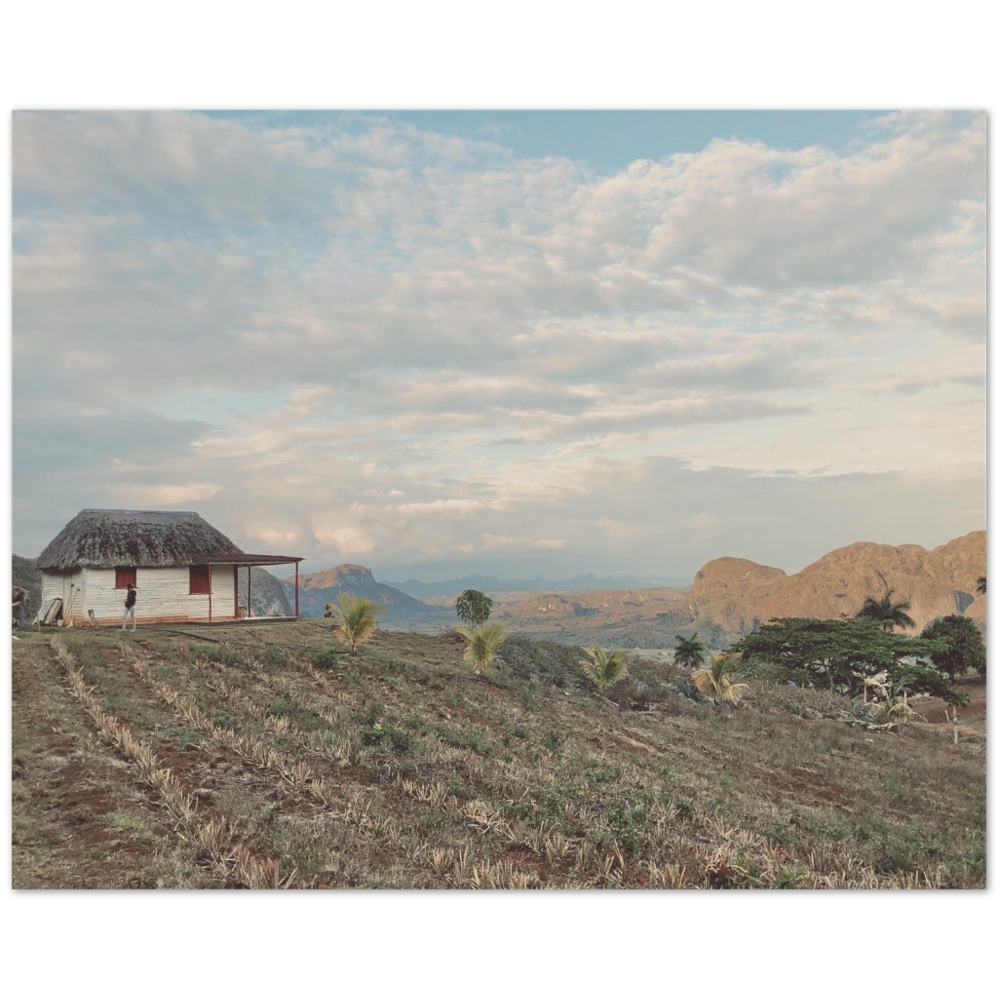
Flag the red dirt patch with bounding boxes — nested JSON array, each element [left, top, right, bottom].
[[910, 677, 985, 724]]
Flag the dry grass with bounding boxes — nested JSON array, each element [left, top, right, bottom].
[[52, 639, 289, 888], [11, 623, 986, 889]]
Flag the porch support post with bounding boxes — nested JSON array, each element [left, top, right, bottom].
[[248, 567, 252, 618], [295, 562, 300, 619]]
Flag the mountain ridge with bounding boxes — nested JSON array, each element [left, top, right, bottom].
[[383, 571, 685, 598], [688, 531, 986, 637], [286, 564, 447, 623]]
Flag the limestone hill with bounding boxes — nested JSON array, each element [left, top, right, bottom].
[[688, 531, 986, 638], [287, 563, 447, 624]]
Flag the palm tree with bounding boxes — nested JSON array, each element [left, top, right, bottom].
[[325, 595, 385, 655], [860, 670, 889, 706], [870, 695, 913, 724], [455, 625, 506, 674], [976, 576, 986, 595], [859, 670, 912, 722], [578, 646, 629, 691], [673, 633, 707, 671], [691, 653, 748, 705], [853, 590, 915, 632]]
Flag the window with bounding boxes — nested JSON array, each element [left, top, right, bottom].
[[115, 567, 137, 589], [189, 565, 211, 595]]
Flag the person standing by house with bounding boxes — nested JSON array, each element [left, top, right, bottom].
[[121, 583, 137, 632]]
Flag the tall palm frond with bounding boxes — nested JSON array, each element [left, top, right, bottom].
[[859, 670, 889, 704], [691, 652, 748, 704], [325, 595, 385, 654], [854, 590, 915, 632], [455, 625, 506, 674], [578, 646, 629, 691], [673, 633, 707, 671]]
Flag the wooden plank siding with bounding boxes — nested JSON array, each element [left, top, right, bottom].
[[41, 565, 241, 626]]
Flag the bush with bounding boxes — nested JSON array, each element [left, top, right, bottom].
[[360, 720, 413, 753], [259, 645, 288, 670], [920, 616, 986, 679], [498, 636, 591, 690], [312, 647, 344, 671]]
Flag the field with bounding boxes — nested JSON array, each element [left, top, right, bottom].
[[11, 622, 986, 889]]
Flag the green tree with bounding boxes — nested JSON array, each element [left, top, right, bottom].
[[578, 646, 629, 691], [455, 625, 506, 674], [673, 633, 707, 671], [325, 594, 385, 655], [455, 589, 495, 628], [889, 659, 969, 706], [853, 590, 915, 632], [920, 615, 986, 680], [733, 617, 944, 694], [691, 652, 748, 704]]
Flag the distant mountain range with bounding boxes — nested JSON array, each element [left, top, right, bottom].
[[383, 571, 684, 599], [291, 531, 986, 645], [285, 563, 449, 625], [15, 530, 985, 647]]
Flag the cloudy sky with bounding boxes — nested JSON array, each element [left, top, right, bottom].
[[11, 109, 986, 582]]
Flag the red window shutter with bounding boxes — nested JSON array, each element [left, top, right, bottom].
[[189, 565, 211, 595], [115, 567, 137, 589]]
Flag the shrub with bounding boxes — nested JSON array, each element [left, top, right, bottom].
[[578, 646, 629, 691], [920, 616, 986, 679]]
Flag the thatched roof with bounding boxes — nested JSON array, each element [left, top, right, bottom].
[[37, 509, 245, 570]]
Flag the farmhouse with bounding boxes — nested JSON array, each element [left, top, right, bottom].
[[36, 509, 302, 627]]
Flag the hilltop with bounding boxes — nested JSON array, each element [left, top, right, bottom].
[[688, 532, 986, 638], [386, 571, 684, 598], [283, 530, 986, 646], [486, 586, 712, 647], [288, 564, 448, 625]]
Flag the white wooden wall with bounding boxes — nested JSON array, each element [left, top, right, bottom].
[[41, 571, 77, 618], [43, 565, 239, 625]]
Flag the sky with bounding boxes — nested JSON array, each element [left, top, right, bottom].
[[11, 109, 986, 582]]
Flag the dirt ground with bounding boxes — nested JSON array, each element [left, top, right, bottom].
[[909, 676, 986, 723], [11, 625, 988, 888]]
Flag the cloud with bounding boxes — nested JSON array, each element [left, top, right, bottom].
[[687, 512, 722, 540], [114, 482, 221, 506], [11, 110, 986, 577]]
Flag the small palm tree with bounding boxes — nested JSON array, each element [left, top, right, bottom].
[[455, 625, 506, 674], [578, 646, 629, 691], [691, 653, 748, 705], [857, 670, 912, 723], [854, 590, 915, 632], [325, 595, 385, 655], [857, 670, 890, 705], [673, 633, 707, 671], [870, 695, 914, 724]]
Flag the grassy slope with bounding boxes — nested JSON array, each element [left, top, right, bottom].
[[11, 622, 986, 889]]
